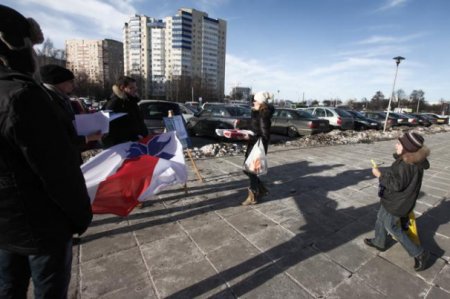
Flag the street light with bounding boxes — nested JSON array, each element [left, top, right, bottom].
[[383, 56, 405, 132]]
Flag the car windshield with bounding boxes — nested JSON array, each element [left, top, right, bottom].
[[335, 108, 352, 117], [296, 109, 314, 118], [227, 106, 251, 117]]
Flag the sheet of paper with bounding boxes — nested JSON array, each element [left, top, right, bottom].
[[75, 111, 126, 136]]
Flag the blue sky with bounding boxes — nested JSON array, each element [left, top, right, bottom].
[[4, 0, 450, 103]]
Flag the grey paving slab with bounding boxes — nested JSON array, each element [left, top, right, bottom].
[[62, 131, 450, 298]]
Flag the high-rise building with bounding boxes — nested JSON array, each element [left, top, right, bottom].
[[124, 15, 165, 98], [66, 39, 123, 88], [165, 8, 226, 101], [123, 8, 226, 101]]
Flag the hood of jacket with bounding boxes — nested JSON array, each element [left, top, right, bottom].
[[395, 146, 430, 169], [112, 84, 127, 100]]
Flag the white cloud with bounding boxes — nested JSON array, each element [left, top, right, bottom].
[[356, 33, 425, 45], [377, 0, 408, 11], [12, 0, 137, 47]]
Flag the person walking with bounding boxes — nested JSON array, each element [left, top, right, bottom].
[[241, 91, 274, 205], [102, 76, 148, 147], [365, 131, 430, 271], [40, 64, 102, 161], [0, 5, 93, 298]]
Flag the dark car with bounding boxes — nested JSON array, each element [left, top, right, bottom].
[[187, 104, 252, 137], [138, 100, 182, 134], [271, 108, 329, 137], [421, 113, 449, 125], [360, 111, 398, 129], [386, 112, 410, 126], [410, 113, 432, 127], [346, 110, 381, 130]]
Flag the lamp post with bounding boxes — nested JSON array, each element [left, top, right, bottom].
[[383, 56, 405, 132]]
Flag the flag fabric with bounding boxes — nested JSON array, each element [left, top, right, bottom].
[[81, 131, 187, 216]]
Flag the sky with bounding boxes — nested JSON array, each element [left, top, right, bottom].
[[4, 0, 450, 103]]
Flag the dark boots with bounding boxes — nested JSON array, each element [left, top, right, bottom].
[[414, 250, 429, 271], [241, 188, 258, 205], [258, 182, 269, 197]]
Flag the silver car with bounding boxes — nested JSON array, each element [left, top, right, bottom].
[[305, 107, 354, 130]]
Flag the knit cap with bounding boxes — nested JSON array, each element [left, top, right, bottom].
[[398, 131, 424, 153], [40, 64, 75, 84]]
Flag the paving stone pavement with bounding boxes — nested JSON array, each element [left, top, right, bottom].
[[70, 132, 450, 299]]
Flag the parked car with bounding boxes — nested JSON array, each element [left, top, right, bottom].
[[386, 112, 410, 126], [272, 108, 329, 137], [392, 112, 418, 126], [138, 100, 182, 134], [184, 101, 200, 112], [305, 107, 354, 130], [178, 103, 196, 122], [421, 113, 449, 125], [359, 111, 398, 129], [410, 113, 432, 127], [187, 104, 252, 137], [346, 110, 381, 130]]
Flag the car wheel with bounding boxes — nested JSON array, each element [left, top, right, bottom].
[[287, 126, 298, 138]]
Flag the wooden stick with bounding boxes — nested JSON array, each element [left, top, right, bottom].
[[186, 148, 204, 182]]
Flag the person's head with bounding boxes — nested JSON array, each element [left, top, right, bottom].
[[252, 91, 272, 111], [39, 64, 75, 94], [397, 131, 424, 155], [0, 5, 44, 74], [117, 76, 138, 97]]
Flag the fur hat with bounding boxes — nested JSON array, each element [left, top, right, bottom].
[[254, 91, 272, 104], [40, 64, 75, 84], [398, 131, 424, 153], [0, 5, 43, 51]]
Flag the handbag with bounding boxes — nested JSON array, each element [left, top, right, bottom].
[[244, 138, 268, 176]]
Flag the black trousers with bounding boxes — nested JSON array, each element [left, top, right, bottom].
[[0, 239, 73, 299]]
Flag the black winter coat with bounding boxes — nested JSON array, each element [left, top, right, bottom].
[[379, 147, 430, 217], [245, 104, 274, 159], [102, 86, 148, 147], [43, 86, 85, 164], [0, 66, 92, 255]]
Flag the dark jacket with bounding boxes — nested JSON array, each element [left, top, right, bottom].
[[43, 84, 85, 163], [102, 85, 148, 147], [245, 104, 275, 159], [0, 65, 92, 255], [379, 146, 430, 217]]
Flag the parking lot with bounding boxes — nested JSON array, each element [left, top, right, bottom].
[[72, 131, 450, 298]]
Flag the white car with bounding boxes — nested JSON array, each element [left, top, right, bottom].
[[305, 107, 354, 130]]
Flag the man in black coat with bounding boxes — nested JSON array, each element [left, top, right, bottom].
[[0, 5, 92, 298], [39, 64, 103, 162], [102, 76, 148, 147]]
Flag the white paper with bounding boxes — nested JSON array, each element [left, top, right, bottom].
[[75, 111, 126, 136]]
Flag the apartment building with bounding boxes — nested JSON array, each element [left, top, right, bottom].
[[165, 8, 226, 101], [123, 8, 226, 101], [66, 39, 123, 88]]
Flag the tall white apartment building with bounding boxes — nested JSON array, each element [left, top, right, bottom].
[[123, 9, 226, 101], [124, 15, 165, 98], [165, 8, 226, 101], [66, 39, 123, 87]]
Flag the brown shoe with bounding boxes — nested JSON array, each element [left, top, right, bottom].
[[241, 188, 258, 206]]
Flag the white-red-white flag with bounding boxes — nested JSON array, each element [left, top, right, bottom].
[[81, 131, 187, 216]]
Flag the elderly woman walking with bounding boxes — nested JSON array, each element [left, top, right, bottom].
[[241, 91, 274, 205]]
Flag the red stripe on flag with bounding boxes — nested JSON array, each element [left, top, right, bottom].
[[92, 155, 159, 216]]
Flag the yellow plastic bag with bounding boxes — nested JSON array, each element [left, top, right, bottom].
[[406, 211, 420, 245]]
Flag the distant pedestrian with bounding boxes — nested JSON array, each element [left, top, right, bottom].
[[102, 76, 148, 147], [0, 5, 92, 298], [365, 131, 430, 271], [241, 91, 274, 205], [40, 64, 103, 161]]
